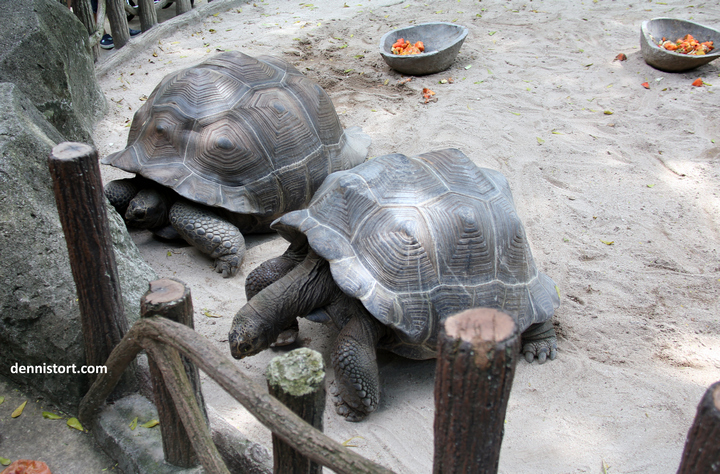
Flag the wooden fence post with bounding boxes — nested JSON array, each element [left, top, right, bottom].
[[136, 0, 158, 32], [266, 348, 326, 474], [433, 308, 520, 474], [106, 0, 130, 49], [48, 142, 136, 395], [175, 0, 192, 15], [141, 278, 207, 468], [677, 381, 720, 473]]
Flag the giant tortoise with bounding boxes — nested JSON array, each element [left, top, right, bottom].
[[103, 51, 371, 277], [229, 148, 560, 421]]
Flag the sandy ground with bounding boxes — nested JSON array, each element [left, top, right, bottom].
[[93, 1, 720, 472]]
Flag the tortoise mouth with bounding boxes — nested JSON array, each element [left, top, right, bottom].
[[228, 330, 266, 359]]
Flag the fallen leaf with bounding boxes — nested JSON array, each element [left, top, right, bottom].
[[141, 419, 160, 428], [536, 137, 545, 144], [600, 240, 615, 246], [641, 82, 650, 89], [342, 435, 365, 447], [129, 417, 138, 431], [0, 457, 10, 466], [203, 309, 222, 318], [0, 396, 4, 405], [67, 417, 84, 431], [11, 400, 27, 418], [615, 53, 627, 61], [42, 411, 63, 420], [692, 78, 703, 87]]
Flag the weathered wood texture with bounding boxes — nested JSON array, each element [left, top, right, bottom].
[[433, 308, 520, 474], [70, 0, 100, 59], [48, 142, 135, 393], [79, 317, 394, 474], [137, 0, 159, 31], [677, 381, 720, 474], [141, 278, 206, 468], [175, 0, 192, 15], [267, 349, 326, 474], [106, 0, 130, 49]]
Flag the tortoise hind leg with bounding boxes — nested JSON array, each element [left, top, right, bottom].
[[330, 313, 384, 422], [521, 320, 557, 364], [169, 201, 246, 278]]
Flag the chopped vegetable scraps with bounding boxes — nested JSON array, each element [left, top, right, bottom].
[[641, 82, 650, 89], [691, 78, 704, 87], [391, 38, 425, 55], [657, 34, 714, 55], [422, 87, 436, 103]]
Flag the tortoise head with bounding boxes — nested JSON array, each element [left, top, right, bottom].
[[124, 188, 172, 230], [228, 304, 276, 359]]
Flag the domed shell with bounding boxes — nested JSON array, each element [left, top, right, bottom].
[[273, 149, 559, 358], [101, 51, 370, 221]]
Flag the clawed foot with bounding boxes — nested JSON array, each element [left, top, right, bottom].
[[270, 320, 299, 347], [521, 320, 558, 364], [330, 381, 375, 422], [214, 253, 241, 278]]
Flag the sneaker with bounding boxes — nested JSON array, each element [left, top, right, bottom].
[[100, 34, 113, 50], [129, 29, 141, 36]]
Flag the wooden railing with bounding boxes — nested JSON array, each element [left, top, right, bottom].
[[48, 142, 720, 473], [68, 0, 193, 59]]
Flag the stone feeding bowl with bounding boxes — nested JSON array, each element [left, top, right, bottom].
[[640, 18, 720, 72], [379, 22, 468, 76]]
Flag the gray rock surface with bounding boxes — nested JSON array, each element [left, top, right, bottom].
[[93, 394, 272, 474], [0, 0, 106, 144], [0, 83, 156, 410]]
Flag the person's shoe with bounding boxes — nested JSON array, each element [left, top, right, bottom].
[[129, 29, 141, 36], [100, 34, 113, 50]]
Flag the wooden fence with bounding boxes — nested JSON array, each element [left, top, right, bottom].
[[67, 0, 193, 59], [49, 142, 719, 473]]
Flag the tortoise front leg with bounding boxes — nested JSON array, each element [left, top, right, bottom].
[[330, 312, 384, 422], [169, 201, 246, 278]]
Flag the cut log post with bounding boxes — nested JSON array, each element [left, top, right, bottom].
[[266, 348, 326, 474], [48, 142, 136, 395], [433, 308, 520, 474], [136, 0, 158, 32], [106, 0, 130, 49], [677, 381, 720, 474], [141, 278, 207, 468]]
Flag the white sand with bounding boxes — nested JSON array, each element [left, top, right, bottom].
[[94, 1, 720, 472]]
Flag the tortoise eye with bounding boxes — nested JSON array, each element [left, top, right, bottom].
[[216, 137, 234, 150]]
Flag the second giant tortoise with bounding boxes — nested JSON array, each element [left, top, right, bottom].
[[103, 51, 371, 277], [229, 148, 561, 421]]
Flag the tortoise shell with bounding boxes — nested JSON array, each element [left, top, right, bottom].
[[101, 51, 370, 230], [272, 148, 560, 359]]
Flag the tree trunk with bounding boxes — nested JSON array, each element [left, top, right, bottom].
[[677, 381, 720, 473], [433, 308, 520, 474], [48, 142, 136, 396]]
